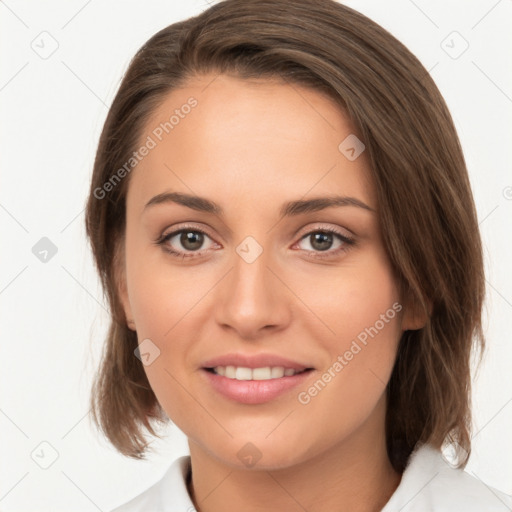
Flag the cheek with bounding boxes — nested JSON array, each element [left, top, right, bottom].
[[294, 252, 402, 413], [124, 233, 201, 337], [123, 241, 215, 415], [297, 248, 401, 346]]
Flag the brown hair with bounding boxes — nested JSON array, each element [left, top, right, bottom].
[[85, 0, 485, 472]]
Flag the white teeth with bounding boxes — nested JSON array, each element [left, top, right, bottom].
[[271, 367, 284, 378], [212, 365, 304, 380], [235, 367, 252, 380]]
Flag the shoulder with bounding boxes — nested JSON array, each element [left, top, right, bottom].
[[110, 455, 194, 512], [382, 443, 512, 512]]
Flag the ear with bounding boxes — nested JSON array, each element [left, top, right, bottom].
[[114, 239, 136, 332], [401, 292, 429, 331]]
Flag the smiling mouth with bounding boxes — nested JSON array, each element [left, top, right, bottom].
[[204, 366, 314, 380]]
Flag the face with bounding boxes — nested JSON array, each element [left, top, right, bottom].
[[118, 73, 413, 469]]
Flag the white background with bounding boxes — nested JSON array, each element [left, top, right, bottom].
[[1, 0, 511, 510]]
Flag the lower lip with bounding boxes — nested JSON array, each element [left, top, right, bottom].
[[201, 368, 314, 404]]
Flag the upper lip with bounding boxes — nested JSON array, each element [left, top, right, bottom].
[[202, 352, 314, 371]]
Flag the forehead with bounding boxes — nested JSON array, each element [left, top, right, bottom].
[[127, 73, 375, 216]]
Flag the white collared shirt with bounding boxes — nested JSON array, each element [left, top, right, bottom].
[[111, 443, 512, 511]]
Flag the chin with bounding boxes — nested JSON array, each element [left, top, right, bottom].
[[202, 437, 312, 471]]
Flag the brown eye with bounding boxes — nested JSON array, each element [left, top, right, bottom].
[[295, 228, 355, 260], [157, 227, 217, 258], [179, 231, 205, 251], [309, 232, 334, 251]]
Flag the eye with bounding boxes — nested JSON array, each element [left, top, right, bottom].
[[294, 227, 355, 259], [155, 226, 218, 259]]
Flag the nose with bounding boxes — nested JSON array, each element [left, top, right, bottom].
[[214, 245, 291, 339]]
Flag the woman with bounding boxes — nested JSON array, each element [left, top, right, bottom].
[[84, 0, 512, 510]]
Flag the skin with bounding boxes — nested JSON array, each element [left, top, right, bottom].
[[118, 73, 424, 512]]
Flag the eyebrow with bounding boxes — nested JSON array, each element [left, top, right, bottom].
[[143, 191, 375, 217]]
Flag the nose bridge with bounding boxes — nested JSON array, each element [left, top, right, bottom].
[[215, 235, 289, 336], [230, 238, 274, 312]]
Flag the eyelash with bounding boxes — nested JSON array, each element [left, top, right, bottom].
[[154, 224, 356, 261]]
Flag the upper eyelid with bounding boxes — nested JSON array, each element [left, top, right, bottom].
[[295, 223, 353, 240], [160, 224, 216, 244]]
